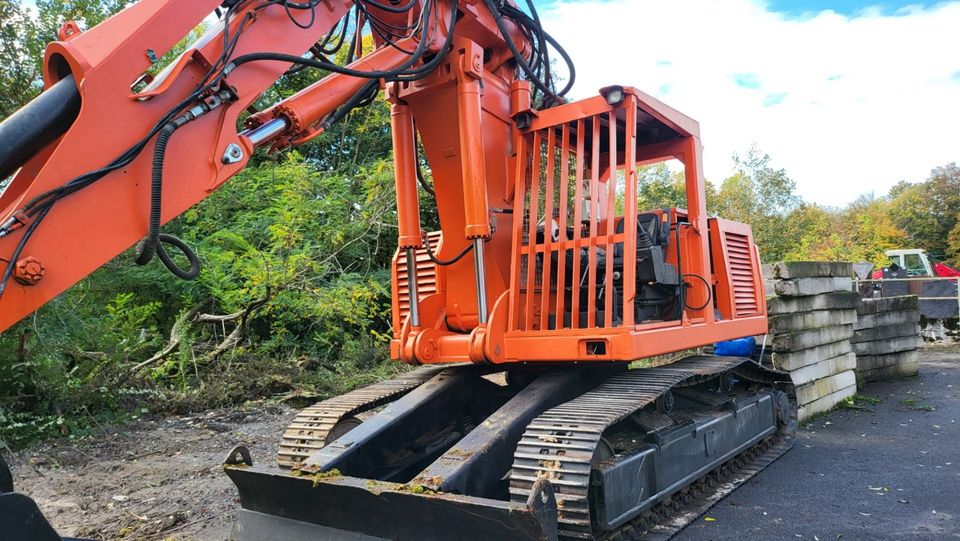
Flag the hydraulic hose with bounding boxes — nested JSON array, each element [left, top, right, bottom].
[[0, 75, 81, 181], [133, 118, 202, 281], [135, 123, 176, 266]]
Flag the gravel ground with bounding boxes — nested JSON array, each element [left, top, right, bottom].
[[7, 347, 959, 540], [8, 404, 297, 540]]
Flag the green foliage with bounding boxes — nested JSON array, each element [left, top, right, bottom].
[[0, 1, 405, 446], [0, 0, 134, 117], [710, 145, 801, 261], [781, 196, 906, 266], [636, 163, 687, 210], [888, 163, 960, 265]]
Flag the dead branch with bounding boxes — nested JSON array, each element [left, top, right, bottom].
[[131, 298, 212, 374], [196, 288, 270, 364]]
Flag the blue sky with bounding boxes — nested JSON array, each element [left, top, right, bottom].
[[540, 0, 960, 206], [767, 0, 943, 15]]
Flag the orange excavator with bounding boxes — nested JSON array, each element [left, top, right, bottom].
[[0, 1, 796, 539]]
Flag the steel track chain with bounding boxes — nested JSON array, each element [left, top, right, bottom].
[[508, 355, 792, 540], [276, 366, 445, 468]]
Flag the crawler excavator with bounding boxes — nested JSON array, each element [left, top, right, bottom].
[[0, 1, 796, 539]]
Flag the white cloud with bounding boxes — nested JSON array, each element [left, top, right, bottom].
[[539, 0, 960, 206]]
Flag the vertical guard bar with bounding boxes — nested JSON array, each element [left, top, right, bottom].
[[508, 134, 528, 332], [603, 111, 616, 328], [571, 119, 585, 329], [555, 124, 570, 328], [586, 117, 601, 328], [524, 131, 542, 330], [540, 128, 556, 331], [622, 99, 638, 327]]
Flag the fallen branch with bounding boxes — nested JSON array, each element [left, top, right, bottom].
[[197, 288, 270, 364], [131, 298, 211, 374]]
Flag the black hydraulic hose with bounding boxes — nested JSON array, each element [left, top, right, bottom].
[[320, 79, 380, 129], [683, 273, 712, 311], [423, 237, 474, 266], [0, 74, 81, 181], [226, 0, 459, 82], [156, 233, 201, 280], [481, 0, 562, 104], [135, 123, 176, 266], [133, 120, 201, 280]]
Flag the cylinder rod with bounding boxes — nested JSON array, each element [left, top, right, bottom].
[[406, 248, 421, 327], [473, 238, 489, 324], [243, 117, 288, 147]]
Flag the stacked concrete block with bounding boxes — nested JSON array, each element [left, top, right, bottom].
[[853, 296, 922, 382], [767, 261, 858, 421]]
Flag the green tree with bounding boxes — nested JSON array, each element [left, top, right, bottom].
[[947, 210, 960, 266], [710, 145, 800, 261], [636, 163, 687, 210], [888, 163, 960, 260], [0, 0, 134, 116]]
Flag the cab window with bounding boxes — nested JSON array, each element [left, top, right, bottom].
[[903, 253, 925, 276]]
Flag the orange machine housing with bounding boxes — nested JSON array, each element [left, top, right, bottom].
[[390, 87, 767, 365]]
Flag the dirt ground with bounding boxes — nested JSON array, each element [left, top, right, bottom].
[[7, 345, 960, 541], [7, 404, 298, 540]]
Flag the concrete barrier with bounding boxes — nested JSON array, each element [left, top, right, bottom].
[[770, 309, 858, 334], [772, 339, 852, 372], [853, 296, 921, 383], [764, 261, 858, 421], [775, 277, 854, 297], [798, 384, 856, 421], [772, 324, 854, 352], [788, 352, 857, 387]]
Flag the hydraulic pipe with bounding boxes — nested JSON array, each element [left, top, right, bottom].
[[0, 75, 81, 181]]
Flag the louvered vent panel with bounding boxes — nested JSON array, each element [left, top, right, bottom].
[[725, 232, 760, 317], [395, 232, 442, 325]]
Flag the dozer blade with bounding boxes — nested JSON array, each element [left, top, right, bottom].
[[225, 465, 560, 541]]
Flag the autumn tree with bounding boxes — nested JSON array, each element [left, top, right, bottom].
[[888, 163, 960, 261]]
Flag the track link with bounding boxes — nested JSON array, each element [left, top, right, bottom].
[[508, 355, 793, 540], [277, 366, 445, 468]]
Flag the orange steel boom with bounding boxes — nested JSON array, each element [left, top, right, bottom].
[[0, 0, 767, 367]]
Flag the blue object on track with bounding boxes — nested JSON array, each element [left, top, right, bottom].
[[714, 336, 756, 357]]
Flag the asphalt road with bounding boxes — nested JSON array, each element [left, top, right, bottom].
[[676, 347, 960, 541]]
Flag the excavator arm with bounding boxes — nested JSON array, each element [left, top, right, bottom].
[[0, 0, 538, 333]]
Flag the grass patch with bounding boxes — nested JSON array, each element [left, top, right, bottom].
[[840, 394, 883, 411], [899, 398, 935, 411]]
